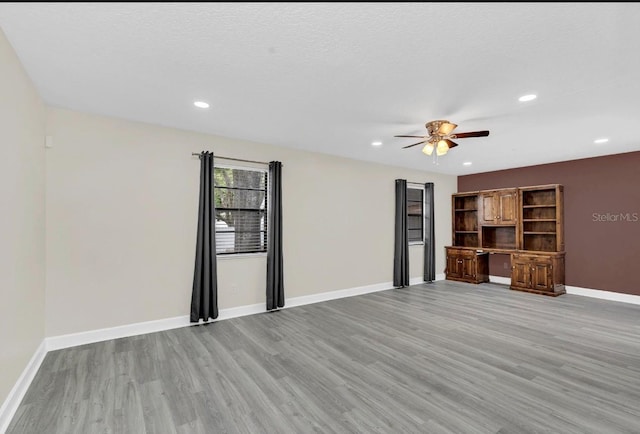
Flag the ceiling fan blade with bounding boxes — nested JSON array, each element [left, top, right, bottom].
[[395, 135, 426, 138], [453, 130, 490, 139], [402, 140, 426, 149], [444, 139, 459, 149]]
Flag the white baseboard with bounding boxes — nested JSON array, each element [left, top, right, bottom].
[[285, 276, 447, 309], [410, 274, 445, 285], [566, 286, 640, 305], [488, 275, 640, 305], [489, 275, 511, 285], [46, 315, 192, 351], [216, 302, 265, 320], [0, 340, 47, 434], [285, 281, 394, 309]]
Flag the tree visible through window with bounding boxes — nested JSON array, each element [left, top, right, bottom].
[[407, 187, 424, 243], [214, 166, 267, 254]]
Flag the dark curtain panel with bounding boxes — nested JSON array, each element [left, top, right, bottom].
[[190, 152, 219, 322], [393, 179, 410, 287], [266, 161, 284, 310], [424, 182, 436, 282]]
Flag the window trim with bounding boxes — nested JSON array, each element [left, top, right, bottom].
[[407, 185, 425, 246], [213, 163, 268, 256]]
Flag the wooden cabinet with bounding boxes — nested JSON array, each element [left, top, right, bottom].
[[447, 184, 565, 297], [479, 189, 518, 225], [445, 247, 489, 284], [510, 252, 565, 296]]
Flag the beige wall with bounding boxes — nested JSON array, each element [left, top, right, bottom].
[[0, 30, 46, 405], [45, 107, 457, 336]]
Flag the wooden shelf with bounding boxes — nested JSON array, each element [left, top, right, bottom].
[[524, 231, 556, 235], [522, 204, 556, 208], [523, 219, 556, 222], [482, 226, 516, 250]]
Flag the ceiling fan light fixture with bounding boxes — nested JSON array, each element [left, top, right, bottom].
[[398, 119, 489, 159], [436, 140, 449, 156], [422, 143, 435, 156]]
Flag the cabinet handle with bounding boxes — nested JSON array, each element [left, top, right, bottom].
[[497, 215, 501, 219]]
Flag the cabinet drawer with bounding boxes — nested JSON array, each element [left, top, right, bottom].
[[512, 253, 551, 262], [446, 248, 476, 256]]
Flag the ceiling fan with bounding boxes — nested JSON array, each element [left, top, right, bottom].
[[395, 120, 489, 157]]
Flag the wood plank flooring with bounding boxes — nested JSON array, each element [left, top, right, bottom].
[[7, 281, 640, 433]]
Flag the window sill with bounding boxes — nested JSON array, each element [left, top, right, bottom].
[[217, 252, 268, 260], [409, 241, 424, 246]]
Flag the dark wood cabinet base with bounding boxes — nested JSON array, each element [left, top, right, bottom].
[[510, 251, 565, 296], [445, 247, 489, 284]]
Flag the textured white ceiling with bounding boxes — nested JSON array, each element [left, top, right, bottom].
[[1, 3, 640, 175]]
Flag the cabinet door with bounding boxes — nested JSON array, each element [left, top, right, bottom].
[[446, 254, 462, 279], [497, 190, 517, 225], [480, 193, 497, 224], [531, 261, 553, 291], [511, 259, 531, 289], [461, 256, 477, 281], [479, 190, 518, 225]]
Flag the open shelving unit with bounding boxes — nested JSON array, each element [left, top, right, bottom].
[[452, 193, 479, 248], [519, 185, 564, 252]]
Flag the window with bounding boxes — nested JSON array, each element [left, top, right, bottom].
[[214, 165, 267, 254], [407, 186, 424, 244]]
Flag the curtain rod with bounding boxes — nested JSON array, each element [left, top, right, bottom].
[[191, 153, 271, 166], [407, 181, 427, 186]]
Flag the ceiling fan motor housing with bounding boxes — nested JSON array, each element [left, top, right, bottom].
[[426, 120, 457, 137]]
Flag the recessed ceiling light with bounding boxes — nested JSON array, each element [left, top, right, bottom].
[[371, 141, 382, 147], [463, 162, 473, 166], [594, 138, 609, 144], [194, 101, 210, 109], [518, 94, 537, 102]]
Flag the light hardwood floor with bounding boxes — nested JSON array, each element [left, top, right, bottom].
[[7, 281, 640, 433]]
